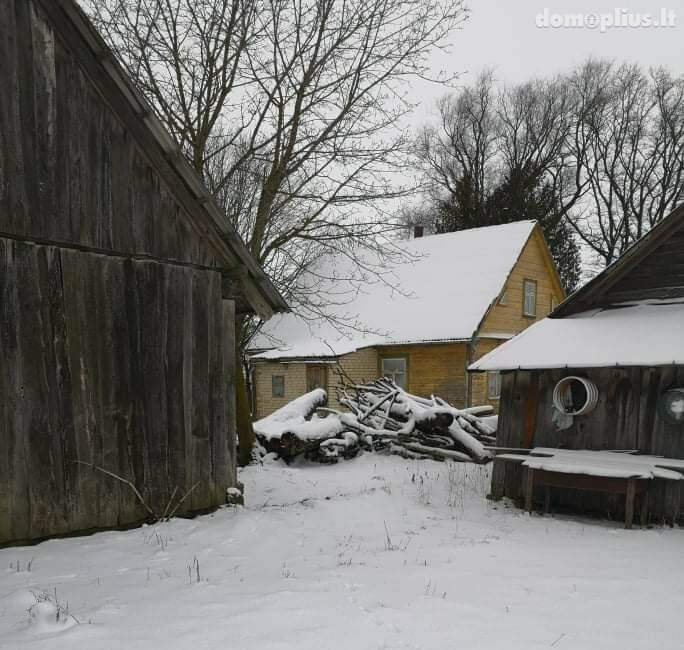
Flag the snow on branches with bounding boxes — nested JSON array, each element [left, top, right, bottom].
[[253, 379, 496, 464]]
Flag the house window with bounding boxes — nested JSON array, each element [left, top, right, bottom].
[[498, 291, 508, 305], [487, 371, 502, 400], [272, 375, 285, 397], [381, 357, 407, 389], [523, 279, 537, 316]]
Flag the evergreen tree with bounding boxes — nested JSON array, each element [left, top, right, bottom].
[[484, 168, 581, 293], [436, 166, 581, 293]]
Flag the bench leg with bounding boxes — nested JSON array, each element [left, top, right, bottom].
[[525, 468, 534, 513], [625, 479, 635, 529], [639, 491, 648, 527]]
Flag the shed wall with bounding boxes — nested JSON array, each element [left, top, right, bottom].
[[491, 367, 684, 522]]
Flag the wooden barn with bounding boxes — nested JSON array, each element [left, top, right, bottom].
[[0, 0, 287, 544], [471, 205, 684, 526]]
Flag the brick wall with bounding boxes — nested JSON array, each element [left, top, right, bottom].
[[252, 347, 379, 419], [252, 360, 308, 419], [469, 338, 503, 410], [376, 342, 469, 408], [328, 347, 379, 410]]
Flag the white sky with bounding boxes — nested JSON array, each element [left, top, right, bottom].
[[410, 0, 684, 114]]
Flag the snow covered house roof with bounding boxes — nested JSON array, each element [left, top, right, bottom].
[[471, 204, 684, 371], [251, 221, 538, 360], [469, 301, 684, 371]]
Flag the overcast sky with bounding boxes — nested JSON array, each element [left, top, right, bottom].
[[411, 0, 684, 112]]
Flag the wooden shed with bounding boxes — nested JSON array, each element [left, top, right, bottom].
[[0, 0, 287, 544], [470, 205, 684, 524]]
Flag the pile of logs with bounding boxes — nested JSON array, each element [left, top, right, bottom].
[[255, 378, 496, 464]]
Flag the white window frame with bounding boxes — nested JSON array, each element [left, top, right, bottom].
[[523, 279, 537, 317], [487, 371, 502, 400], [381, 357, 407, 389]]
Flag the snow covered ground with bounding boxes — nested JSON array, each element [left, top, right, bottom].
[[1, 453, 683, 650]]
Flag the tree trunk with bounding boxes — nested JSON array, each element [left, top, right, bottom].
[[235, 340, 256, 466]]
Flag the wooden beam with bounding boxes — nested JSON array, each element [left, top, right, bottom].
[[521, 373, 539, 448], [525, 468, 535, 512], [625, 479, 636, 529]]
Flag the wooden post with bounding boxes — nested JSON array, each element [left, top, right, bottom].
[[525, 468, 535, 513], [521, 373, 540, 448], [625, 479, 636, 529], [673, 485, 681, 525], [639, 491, 648, 527], [544, 486, 551, 514]]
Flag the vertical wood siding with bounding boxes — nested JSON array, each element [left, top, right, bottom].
[[0, 1, 240, 543], [0, 0, 218, 268], [491, 367, 684, 522], [0, 239, 235, 543]]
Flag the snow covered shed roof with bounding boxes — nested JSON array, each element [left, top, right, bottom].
[[469, 301, 684, 371], [251, 221, 538, 360], [471, 204, 684, 372]]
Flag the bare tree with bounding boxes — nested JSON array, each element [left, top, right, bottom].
[[416, 70, 497, 228], [416, 59, 684, 276], [567, 61, 684, 265], [87, 0, 469, 298], [86, 0, 468, 460]]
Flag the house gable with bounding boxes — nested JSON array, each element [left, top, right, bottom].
[[478, 226, 565, 337]]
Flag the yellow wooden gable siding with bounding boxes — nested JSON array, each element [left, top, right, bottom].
[[470, 227, 566, 409], [479, 227, 565, 337]]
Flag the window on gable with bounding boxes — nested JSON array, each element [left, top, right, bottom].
[[523, 279, 537, 317], [487, 371, 502, 400], [381, 357, 407, 389], [272, 375, 285, 398], [498, 291, 508, 305]]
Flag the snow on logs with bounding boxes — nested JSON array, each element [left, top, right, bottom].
[[253, 379, 496, 464]]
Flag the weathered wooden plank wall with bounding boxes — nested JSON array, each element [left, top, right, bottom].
[[0, 0, 219, 269], [492, 367, 684, 522], [0, 238, 236, 544], [0, 0, 240, 544]]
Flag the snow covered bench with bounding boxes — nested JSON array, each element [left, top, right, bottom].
[[495, 448, 684, 528]]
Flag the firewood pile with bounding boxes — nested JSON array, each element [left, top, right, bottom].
[[254, 379, 496, 464]]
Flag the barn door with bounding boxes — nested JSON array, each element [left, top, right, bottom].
[[307, 365, 328, 393]]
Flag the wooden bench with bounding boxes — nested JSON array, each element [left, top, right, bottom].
[[525, 468, 650, 529]]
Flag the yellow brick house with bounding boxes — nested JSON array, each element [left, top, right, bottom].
[[249, 221, 564, 419]]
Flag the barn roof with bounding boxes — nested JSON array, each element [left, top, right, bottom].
[[552, 203, 684, 317], [44, 0, 287, 318], [471, 204, 684, 371], [251, 221, 537, 360]]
